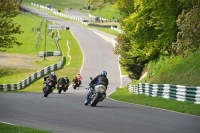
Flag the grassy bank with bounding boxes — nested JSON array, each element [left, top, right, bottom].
[[10, 13, 57, 54], [90, 5, 119, 20], [140, 50, 200, 86], [109, 87, 200, 116]]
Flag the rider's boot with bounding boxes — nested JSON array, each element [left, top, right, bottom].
[[85, 90, 91, 106], [85, 101, 90, 105]]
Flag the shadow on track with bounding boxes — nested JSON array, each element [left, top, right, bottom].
[[89, 105, 123, 109]]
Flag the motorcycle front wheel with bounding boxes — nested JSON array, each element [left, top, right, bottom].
[[58, 87, 62, 94], [44, 87, 51, 97], [64, 87, 67, 92], [73, 85, 77, 89], [91, 92, 101, 107], [43, 87, 45, 93]]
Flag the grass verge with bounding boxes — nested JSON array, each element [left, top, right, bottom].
[[90, 5, 119, 20], [0, 123, 53, 133], [109, 86, 200, 116], [10, 13, 57, 54]]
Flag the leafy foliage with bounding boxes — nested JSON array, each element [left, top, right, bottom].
[[114, 0, 182, 79], [172, 3, 200, 56], [113, 0, 135, 19], [0, 0, 23, 52]]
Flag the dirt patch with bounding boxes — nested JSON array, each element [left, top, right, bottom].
[[0, 52, 43, 69], [139, 71, 148, 80]]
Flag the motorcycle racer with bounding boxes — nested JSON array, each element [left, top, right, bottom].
[[85, 71, 109, 105], [43, 71, 57, 93], [76, 73, 82, 86]]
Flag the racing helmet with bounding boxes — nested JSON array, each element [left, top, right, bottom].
[[51, 71, 55, 75], [100, 71, 107, 76]]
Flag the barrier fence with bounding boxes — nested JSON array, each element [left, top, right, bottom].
[[0, 55, 64, 91], [30, 3, 124, 34], [128, 83, 200, 104], [38, 51, 61, 57]]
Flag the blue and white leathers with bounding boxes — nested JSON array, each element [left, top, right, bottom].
[[85, 79, 98, 103], [86, 86, 92, 103], [85, 80, 98, 103]]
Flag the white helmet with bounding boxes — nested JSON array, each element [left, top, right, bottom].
[[51, 72, 55, 75]]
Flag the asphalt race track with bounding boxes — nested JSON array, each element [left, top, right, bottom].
[[0, 6, 200, 133]]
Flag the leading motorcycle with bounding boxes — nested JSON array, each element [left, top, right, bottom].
[[87, 77, 107, 107]]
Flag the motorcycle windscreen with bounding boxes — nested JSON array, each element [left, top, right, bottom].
[[49, 75, 55, 81], [95, 85, 106, 93], [59, 79, 66, 84]]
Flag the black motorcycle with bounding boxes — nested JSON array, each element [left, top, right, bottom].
[[58, 81, 69, 93], [76, 80, 82, 87], [72, 81, 78, 89], [43, 78, 55, 97]]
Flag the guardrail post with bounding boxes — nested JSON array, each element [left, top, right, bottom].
[[176, 85, 186, 102], [152, 84, 158, 97]]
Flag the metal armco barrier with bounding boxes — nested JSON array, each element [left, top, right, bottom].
[[38, 51, 62, 57], [0, 56, 64, 91], [128, 83, 200, 104]]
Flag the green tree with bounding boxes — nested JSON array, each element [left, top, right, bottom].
[[0, 0, 23, 52], [113, 0, 135, 19], [172, 0, 200, 56], [114, 0, 182, 79]]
